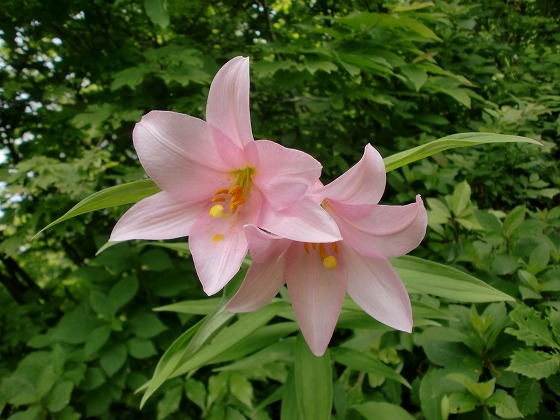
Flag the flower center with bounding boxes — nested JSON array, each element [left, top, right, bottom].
[[209, 166, 255, 218], [304, 242, 339, 270]]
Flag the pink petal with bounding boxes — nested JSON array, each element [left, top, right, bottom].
[[110, 191, 202, 241], [134, 111, 229, 202], [245, 140, 322, 210], [189, 213, 249, 295], [330, 195, 427, 258], [188, 190, 263, 295], [344, 245, 412, 332], [285, 243, 346, 356], [226, 258, 285, 312], [243, 224, 291, 264], [258, 197, 342, 243], [313, 144, 386, 206], [206, 56, 254, 149]]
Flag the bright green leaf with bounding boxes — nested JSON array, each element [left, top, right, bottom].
[[508, 349, 560, 379], [36, 179, 160, 236], [294, 334, 332, 420], [384, 133, 541, 173], [393, 256, 514, 302]]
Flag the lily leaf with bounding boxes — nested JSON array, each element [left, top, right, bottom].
[[393, 256, 514, 302], [384, 132, 541, 172], [35, 179, 160, 237]]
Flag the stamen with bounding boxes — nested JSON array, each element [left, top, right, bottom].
[[211, 197, 226, 202], [209, 204, 224, 218], [323, 256, 337, 270], [229, 185, 243, 196], [214, 188, 230, 195], [332, 242, 339, 253], [318, 243, 326, 260]]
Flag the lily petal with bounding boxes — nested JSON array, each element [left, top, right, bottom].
[[313, 144, 386, 206], [285, 243, 346, 356], [245, 140, 322, 210], [206, 56, 253, 149], [134, 111, 228, 202], [243, 224, 291, 264], [344, 245, 412, 333], [259, 197, 342, 243], [189, 212, 249, 296], [188, 190, 263, 295], [226, 258, 285, 312], [330, 195, 427, 258], [110, 191, 202, 241]]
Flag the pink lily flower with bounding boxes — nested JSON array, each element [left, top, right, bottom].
[[226, 144, 428, 356], [110, 57, 341, 295]]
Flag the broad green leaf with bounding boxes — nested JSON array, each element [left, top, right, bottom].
[[36, 179, 160, 236], [400, 65, 428, 92], [127, 337, 157, 359], [383, 133, 541, 173], [505, 304, 559, 349], [144, 0, 170, 28], [331, 347, 410, 388], [294, 334, 332, 420], [393, 256, 514, 302], [507, 349, 560, 379], [514, 378, 542, 416], [486, 389, 524, 419], [503, 205, 526, 236], [100, 344, 127, 377], [44, 381, 73, 413], [351, 401, 415, 420], [108, 276, 139, 312], [451, 180, 471, 217], [128, 313, 167, 339]]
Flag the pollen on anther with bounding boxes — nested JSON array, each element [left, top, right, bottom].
[[214, 188, 230, 195], [323, 256, 337, 270], [209, 204, 224, 218], [211, 197, 226, 202]]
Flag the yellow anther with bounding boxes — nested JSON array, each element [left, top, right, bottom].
[[211, 196, 226, 202], [214, 188, 230, 195], [323, 256, 337, 270], [229, 185, 243, 196], [209, 204, 224, 218]]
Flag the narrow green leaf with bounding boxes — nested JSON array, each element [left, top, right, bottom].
[[294, 334, 333, 420], [393, 256, 514, 302], [383, 133, 541, 173], [332, 347, 410, 388], [170, 302, 287, 377], [351, 402, 415, 420], [140, 303, 233, 407], [154, 298, 223, 315], [36, 179, 160, 236]]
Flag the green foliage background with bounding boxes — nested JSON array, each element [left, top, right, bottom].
[[1, 0, 559, 418]]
